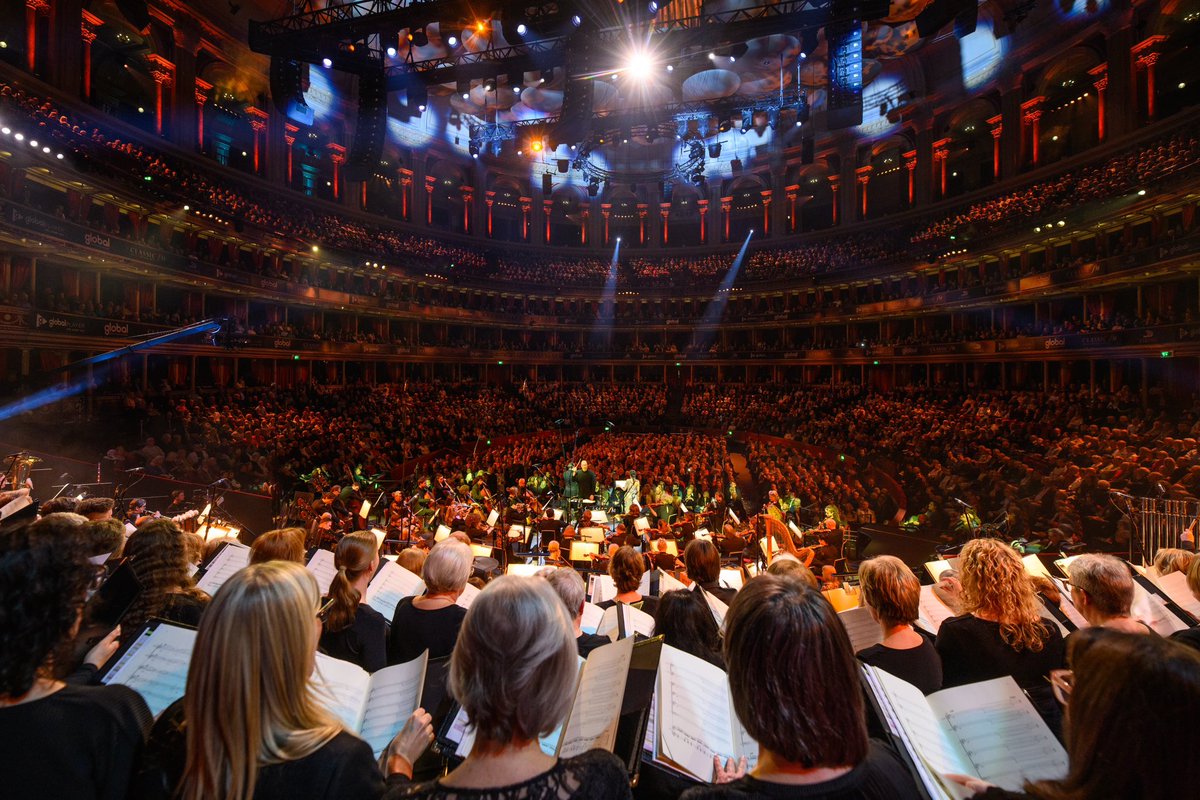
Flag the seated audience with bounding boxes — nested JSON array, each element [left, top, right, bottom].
[[681, 575, 921, 798], [135, 561, 432, 800], [596, 546, 659, 616], [320, 531, 389, 672], [856, 556, 943, 694], [121, 520, 211, 632], [951, 628, 1200, 799], [388, 539, 472, 665], [1065, 554, 1150, 634], [541, 567, 609, 657], [388, 575, 630, 799], [654, 589, 724, 668], [250, 527, 307, 565], [0, 521, 152, 800]]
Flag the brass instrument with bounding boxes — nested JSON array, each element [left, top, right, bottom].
[[5, 453, 39, 490]]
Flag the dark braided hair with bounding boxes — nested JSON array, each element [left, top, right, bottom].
[[0, 521, 97, 697]]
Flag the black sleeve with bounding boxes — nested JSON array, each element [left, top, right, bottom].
[[92, 685, 153, 800], [934, 619, 971, 688], [360, 610, 390, 674], [131, 699, 187, 800], [65, 662, 100, 686], [322, 735, 386, 800]]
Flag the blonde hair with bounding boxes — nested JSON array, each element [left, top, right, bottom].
[[958, 539, 1048, 653], [1152, 547, 1194, 577], [397, 547, 426, 576], [181, 561, 342, 800], [1188, 556, 1200, 600], [766, 558, 819, 588], [857, 556, 920, 627]]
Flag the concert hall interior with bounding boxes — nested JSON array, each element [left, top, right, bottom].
[[2, 0, 1200, 798]]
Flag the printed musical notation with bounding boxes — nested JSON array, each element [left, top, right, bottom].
[[312, 650, 428, 757], [363, 560, 425, 620], [305, 549, 339, 596], [658, 644, 749, 782], [558, 639, 633, 759], [194, 544, 249, 596], [101, 623, 198, 718]]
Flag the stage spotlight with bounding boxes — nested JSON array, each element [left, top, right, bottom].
[[447, 35, 458, 46], [571, 14, 582, 26], [386, 46, 397, 57], [531, 139, 544, 152], [666, 64, 673, 72], [411, 28, 429, 47], [517, 23, 527, 35], [648, 0, 659, 13], [322, 57, 332, 68], [475, 20, 486, 33], [624, 47, 656, 76]]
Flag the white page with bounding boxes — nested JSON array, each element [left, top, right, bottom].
[[363, 559, 426, 620], [634, 517, 650, 531], [926, 677, 1069, 792], [100, 623, 197, 718], [312, 653, 372, 733], [485, 509, 499, 527], [444, 704, 477, 758], [839, 605, 883, 652], [592, 510, 609, 524], [456, 581, 481, 610], [589, 574, 617, 604], [1131, 579, 1190, 634], [1021, 554, 1052, 580], [643, 688, 658, 753], [581, 602, 605, 634], [1154, 571, 1200, 621], [917, 584, 957, 634], [88, 551, 112, 566], [695, 587, 729, 628], [435, 525, 451, 541], [1047, 578, 1091, 630], [925, 560, 953, 581], [694, 528, 711, 540], [370, 528, 387, 549], [862, 667, 950, 800], [505, 563, 544, 577], [552, 508, 564, 521], [558, 636, 635, 758], [1053, 556, 1080, 578], [598, 603, 656, 640], [306, 549, 339, 596], [728, 510, 739, 525], [658, 570, 688, 593], [358, 651, 429, 757], [867, 665, 973, 779], [718, 568, 744, 592], [1035, 598, 1072, 638], [0, 493, 32, 520], [194, 543, 250, 596], [657, 644, 739, 782], [638, 569, 653, 597], [788, 521, 803, 539]]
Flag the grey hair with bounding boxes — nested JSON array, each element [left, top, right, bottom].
[[450, 575, 578, 749], [422, 539, 473, 594], [1068, 553, 1134, 618], [540, 567, 585, 619]]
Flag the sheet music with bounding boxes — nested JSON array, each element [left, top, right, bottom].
[[917, 584, 957, 634], [658, 570, 688, 593], [313, 653, 372, 732], [306, 549, 339, 596], [643, 688, 658, 753], [657, 644, 742, 782], [194, 543, 250, 596], [100, 623, 197, 717], [718, 568, 744, 591], [694, 528, 711, 540], [358, 652, 429, 757], [558, 637, 634, 758], [1153, 571, 1200, 621], [1021, 554, 1052, 581], [445, 704, 477, 758], [370, 528, 387, 548], [728, 510, 740, 525], [598, 603, 656, 640], [581, 602, 605, 634], [1131, 578, 1190, 634], [924, 560, 953, 581], [699, 588, 729, 629], [1047, 579, 1090, 630], [435, 525, 451, 541], [552, 508, 563, 521], [634, 517, 650, 531], [589, 575, 617, 604], [456, 581, 481, 610], [927, 677, 1069, 791], [592, 510, 609, 524], [0, 492, 32, 521], [638, 570, 653, 596], [505, 563, 543, 577], [363, 560, 426, 620], [867, 665, 972, 779], [838, 605, 883, 652], [1053, 556, 1080, 579], [485, 509, 500, 527]]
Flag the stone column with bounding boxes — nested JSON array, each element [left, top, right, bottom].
[[146, 54, 176, 137], [987, 114, 1003, 179], [520, 196, 532, 242], [398, 168, 413, 221], [903, 149, 917, 205], [461, 186, 474, 233], [1020, 96, 1045, 167], [760, 189, 772, 235], [1088, 65, 1107, 141], [660, 203, 670, 245], [855, 165, 872, 219], [80, 10, 102, 100], [327, 143, 347, 202], [246, 106, 268, 175], [1132, 36, 1167, 120], [827, 177, 840, 226], [785, 184, 800, 232], [284, 123, 299, 185], [697, 199, 709, 243], [932, 137, 950, 197], [720, 197, 733, 241], [485, 191, 495, 237]]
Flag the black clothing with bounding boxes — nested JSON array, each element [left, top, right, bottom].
[[680, 741, 921, 800], [651, 551, 680, 572], [321, 602, 390, 673], [596, 596, 660, 618], [388, 596, 468, 665], [856, 637, 943, 695], [970, 789, 1032, 799], [575, 469, 597, 501], [0, 683, 151, 800], [1171, 626, 1200, 653], [696, 580, 737, 606], [935, 615, 1065, 689], [386, 748, 631, 800], [134, 699, 385, 800], [577, 631, 612, 658]]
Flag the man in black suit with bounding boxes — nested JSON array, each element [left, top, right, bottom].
[[575, 459, 597, 501]]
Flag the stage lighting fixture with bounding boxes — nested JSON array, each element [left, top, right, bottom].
[[475, 20, 486, 33], [386, 46, 397, 57], [447, 35, 458, 46], [588, 181, 599, 197], [322, 57, 333, 68], [708, 143, 721, 158], [531, 139, 544, 152], [666, 64, 674, 72], [571, 14, 582, 26], [625, 48, 655, 75], [411, 28, 429, 47], [517, 23, 527, 35]]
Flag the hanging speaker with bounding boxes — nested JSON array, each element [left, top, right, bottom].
[[557, 159, 569, 173], [542, 172, 553, 194], [345, 68, 387, 182]]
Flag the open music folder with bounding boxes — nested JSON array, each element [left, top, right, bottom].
[[312, 650, 429, 757], [193, 541, 250, 595], [838, 605, 884, 652], [99, 619, 197, 717], [863, 666, 1068, 800], [440, 636, 636, 761], [596, 602, 657, 640], [306, 548, 339, 596], [647, 643, 758, 783], [363, 559, 426, 619]]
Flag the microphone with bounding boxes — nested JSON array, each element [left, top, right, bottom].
[[125, 466, 146, 473], [952, 497, 971, 507], [1108, 488, 1134, 499]]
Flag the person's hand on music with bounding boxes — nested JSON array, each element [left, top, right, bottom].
[[712, 755, 748, 783], [383, 707, 435, 778], [944, 773, 994, 795], [84, 625, 121, 671]]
